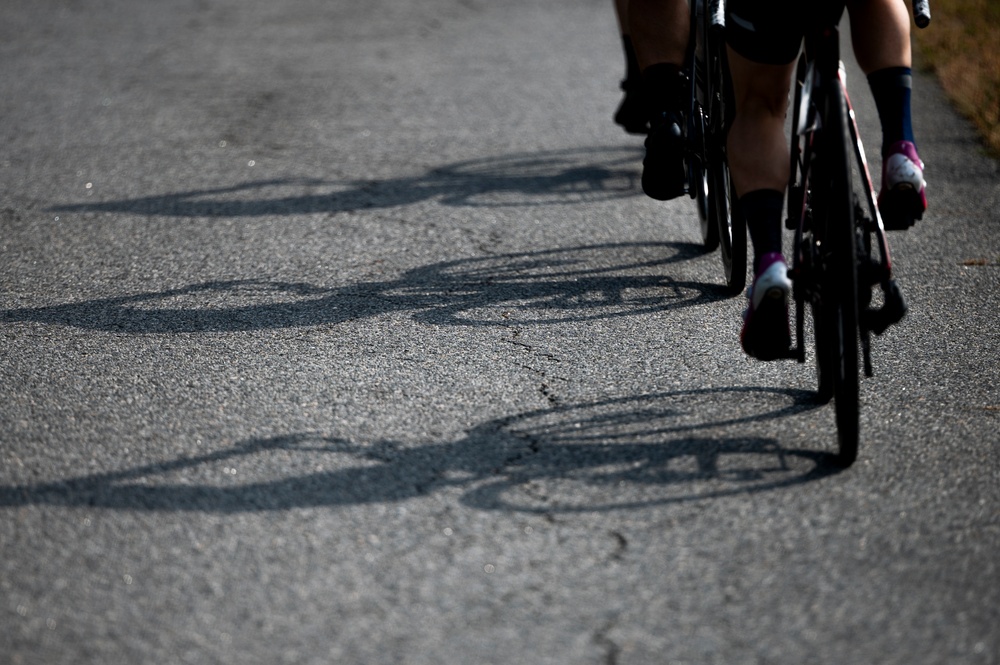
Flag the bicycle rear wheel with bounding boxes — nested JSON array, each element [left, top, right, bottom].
[[703, 19, 745, 294], [813, 76, 860, 466], [710, 145, 744, 293], [693, 102, 717, 250]]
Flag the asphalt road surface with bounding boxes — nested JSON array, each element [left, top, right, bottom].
[[2, 1, 998, 663]]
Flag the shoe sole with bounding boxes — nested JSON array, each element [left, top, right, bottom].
[[741, 287, 792, 361], [641, 158, 686, 201], [641, 179, 686, 201], [880, 184, 925, 230], [642, 123, 686, 201]]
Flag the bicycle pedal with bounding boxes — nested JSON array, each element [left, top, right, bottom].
[[778, 346, 803, 361], [863, 280, 907, 335]]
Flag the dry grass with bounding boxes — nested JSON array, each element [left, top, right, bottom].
[[914, 0, 1000, 155]]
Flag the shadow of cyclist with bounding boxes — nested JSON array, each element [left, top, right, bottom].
[[0, 242, 728, 333], [0, 388, 838, 513], [49, 146, 644, 217]]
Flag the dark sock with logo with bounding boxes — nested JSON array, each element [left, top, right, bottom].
[[867, 66, 914, 153]]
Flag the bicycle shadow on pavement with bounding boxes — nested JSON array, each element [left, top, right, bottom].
[[49, 146, 643, 217], [0, 242, 728, 333], [0, 388, 841, 514]]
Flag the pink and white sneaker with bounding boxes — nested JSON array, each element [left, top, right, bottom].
[[878, 140, 927, 230], [740, 252, 793, 361]]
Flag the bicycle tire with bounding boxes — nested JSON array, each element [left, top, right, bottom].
[[687, 0, 715, 251], [814, 75, 860, 466], [703, 21, 745, 294], [694, 103, 718, 250], [811, 311, 834, 403]]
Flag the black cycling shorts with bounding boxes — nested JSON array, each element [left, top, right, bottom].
[[726, 0, 847, 65]]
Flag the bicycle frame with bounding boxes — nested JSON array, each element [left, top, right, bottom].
[[788, 25, 907, 377], [783, 15, 920, 464]]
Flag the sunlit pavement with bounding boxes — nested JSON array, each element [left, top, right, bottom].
[[1, 1, 998, 663]]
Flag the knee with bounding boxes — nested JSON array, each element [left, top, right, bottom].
[[735, 83, 790, 122], [728, 50, 795, 124]]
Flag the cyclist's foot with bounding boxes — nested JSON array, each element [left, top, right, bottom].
[[878, 140, 926, 230], [741, 253, 793, 361], [641, 110, 686, 201], [614, 80, 649, 135]]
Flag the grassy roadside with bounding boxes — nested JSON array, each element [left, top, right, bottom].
[[913, 0, 1000, 156]]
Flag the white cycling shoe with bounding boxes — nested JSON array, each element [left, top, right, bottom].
[[741, 252, 793, 361], [878, 140, 927, 230]]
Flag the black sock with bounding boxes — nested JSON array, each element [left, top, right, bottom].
[[740, 189, 785, 273], [622, 36, 641, 87], [867, 67, 914, 153], [641, 63, 686, 120]]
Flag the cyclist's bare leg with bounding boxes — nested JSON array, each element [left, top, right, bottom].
[[726, 48, 795, 198], [847, 0, 911, 74], [627, 0, 688, 71], [726, 47, 796, 358], [847, 0, 926, 224], [613, 0, 649, 133]]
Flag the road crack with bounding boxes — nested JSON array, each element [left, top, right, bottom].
[[503, 327, 566, 406]]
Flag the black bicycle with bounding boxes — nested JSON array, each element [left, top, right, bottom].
[[684, 0, 746, 294], [784, 0, 930, 465]]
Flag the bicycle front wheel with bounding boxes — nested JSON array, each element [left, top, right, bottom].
[[814, 76, 860, 465]]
